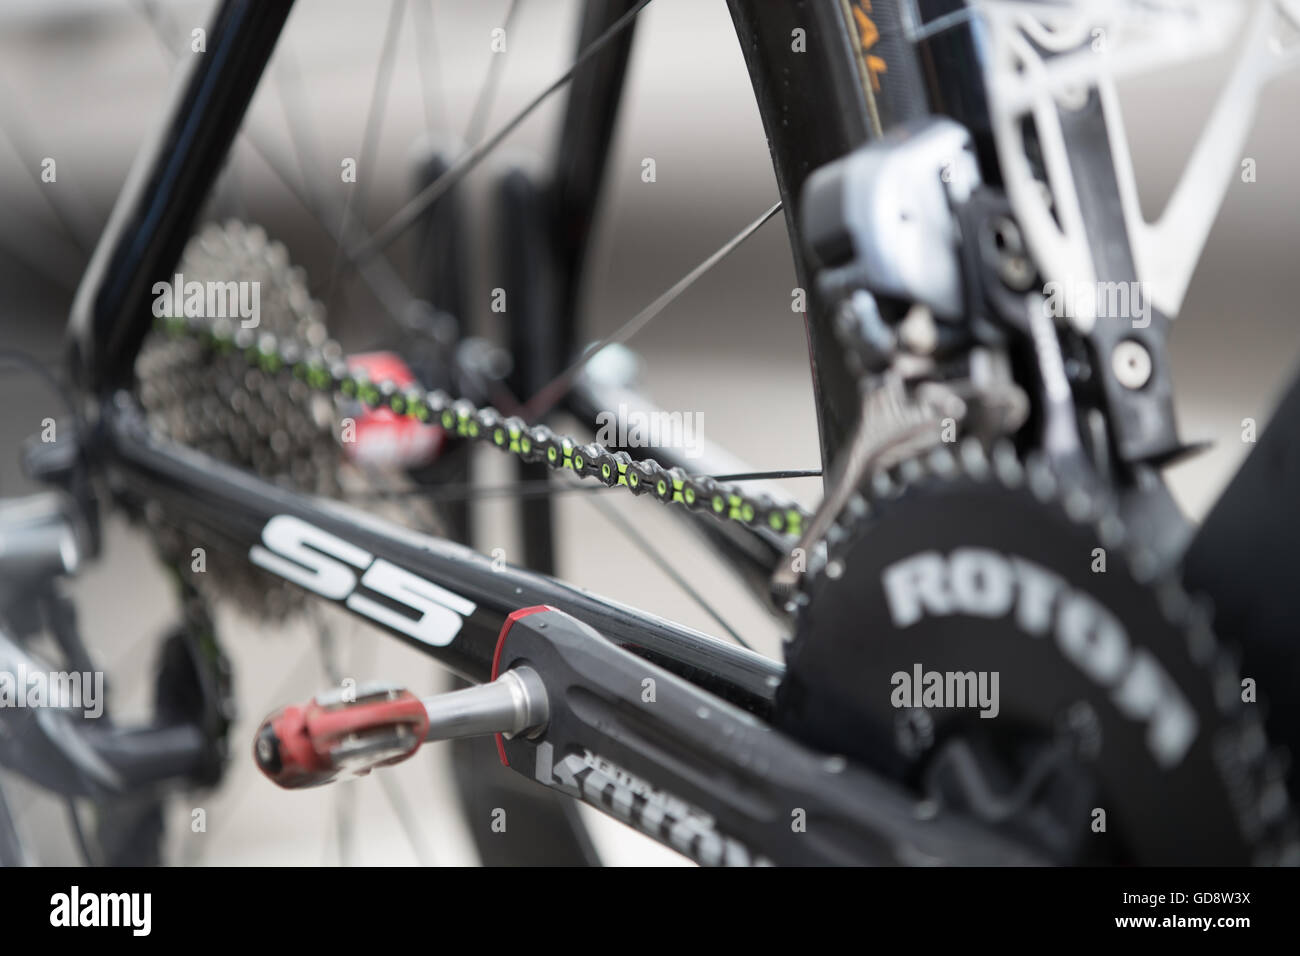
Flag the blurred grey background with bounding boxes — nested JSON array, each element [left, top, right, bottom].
[[0, 0, 1297, 864]]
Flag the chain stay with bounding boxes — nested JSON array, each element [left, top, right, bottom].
[[154, 315, 807, 539]]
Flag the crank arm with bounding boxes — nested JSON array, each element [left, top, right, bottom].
[[492, 606, 1042, 866], [252, 606, 1041, 864]]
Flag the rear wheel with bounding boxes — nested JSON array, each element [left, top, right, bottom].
[[113, 0, 872, 865]]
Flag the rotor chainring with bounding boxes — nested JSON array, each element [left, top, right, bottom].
[[775, 441, 1297, 864]]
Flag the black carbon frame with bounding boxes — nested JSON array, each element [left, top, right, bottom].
[[97, 398, 782, 714], [90, 404, 1044, 866], [50, 0, 1014, 864], [62, 0, 901, 682]]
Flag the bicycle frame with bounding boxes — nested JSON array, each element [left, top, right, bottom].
[[6, 0, 1294, 867], [40, 0, 1042, 864], [63, 0, 895, 692], [100, 401, 781, 712]]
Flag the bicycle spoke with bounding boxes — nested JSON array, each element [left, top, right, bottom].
[[520, 200, 783, 420], [348, 0, 652, 265], [375, 772, 438, 867], [131, 0, 419, 332], [462, 0, 523, 148], [311, 572, 437, 866], [346, 471, 818, 504], [707, 469, 822, 482], [0, 777, 30, 866], [584, 494, 753, 651], [346, 477, 619, 504], [0, 79, 98, 258], [249, 121, 413, 327], [306, 610, 363, 868], [182, 636, 320, 865], [65, 799, 98, 866], [273, 46, 326, 204], [322, 0, 408, 317], [331, 784, 358, 867], [411, 0, 448, 131]]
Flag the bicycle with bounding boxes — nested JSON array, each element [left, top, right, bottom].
[[2, 0, 1299, 866]]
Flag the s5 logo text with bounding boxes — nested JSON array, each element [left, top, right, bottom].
[[250, 514, 476, 646]]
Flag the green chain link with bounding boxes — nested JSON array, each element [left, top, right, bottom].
[[156, 316, 808, 538]]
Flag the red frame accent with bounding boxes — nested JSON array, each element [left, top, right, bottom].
[[490, 605, 556, 766]]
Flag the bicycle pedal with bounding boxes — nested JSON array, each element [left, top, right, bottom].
[[253, 682, 430, 789], [254, 670, 548, 789]]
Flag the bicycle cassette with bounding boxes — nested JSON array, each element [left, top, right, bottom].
[[135, 221, 443, 619]]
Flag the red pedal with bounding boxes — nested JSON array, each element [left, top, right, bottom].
[[253, 683, 430, 789]]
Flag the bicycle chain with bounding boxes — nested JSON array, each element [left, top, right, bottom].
[[140, 224, 1296, 861], [150, 314, 809, 540]]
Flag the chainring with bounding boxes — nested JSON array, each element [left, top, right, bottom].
[[774, 440, 1297, 864]]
